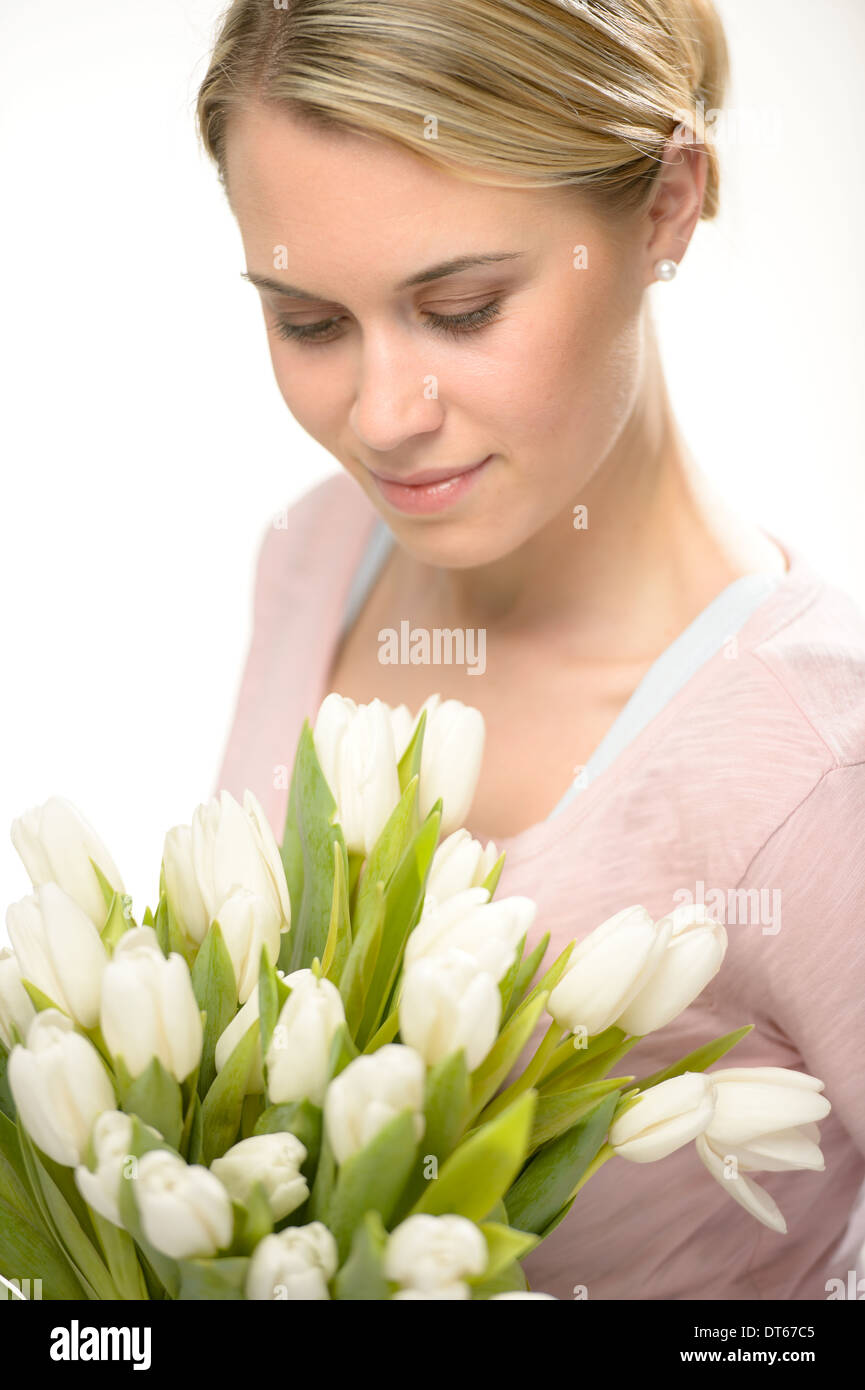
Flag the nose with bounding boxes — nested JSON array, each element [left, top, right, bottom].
[[348, 326, 444, 454]]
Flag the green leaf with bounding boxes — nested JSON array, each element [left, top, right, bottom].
[[191, 920, 237, 1096], [20, 979, 64, 1016], [397, 709, 426, 795], [353, 776, 419, 945], [254, 1101, 321, 1179], [470, 1221, 540, 1284], [632, 1025, 754, 1092], [279, 721, 349, 973], [0, 1112, 88, 1299], [88, 1209, 149, 1300], [505, 1091, 619, 1235], [326, 1108, 419, 1262], [529, 1078, 631, 1152], [480, 851, 506, 900], [410, 1090, 537, 1224], [362, 1007, 401, 1053], [17, 1126, 118, 1299], [339, 884, 386, 1036], [89, 859, 116, 918], [177, 1255, 249, 1300], [390, 1050, 471, 1224], [356, 806, 441, 1048], [498, 932, 528, 1019], [199, 1020, 260, 1166], [231, 1181, 274, 1256], [116, 1056, 183, 1150], [333, 1210, 392, 1300], [100, 889, 136, 953], [469, 990, 549, 1122], [469, 1258, 529, 1299], [320, 839, 352, 984], [503, 932, 550, 1024], [258, 946, 280, 1064], [0, 1042, 16, 1121]]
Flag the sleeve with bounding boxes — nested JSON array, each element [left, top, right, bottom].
[[734, 761, 865, 1157]]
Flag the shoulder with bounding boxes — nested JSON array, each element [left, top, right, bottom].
[[251, 471, 379, 616], [740, 561, 865, 770]]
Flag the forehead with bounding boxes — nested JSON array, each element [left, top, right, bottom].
[[223, 102, 581, 273]]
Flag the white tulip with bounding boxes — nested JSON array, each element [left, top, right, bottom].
[[399, 950, 501, 1071], [135, 1149, 233, 1259], [8, 1010, 115, 1167], [385, 1214, 487, 1296], [313, 694, 401, 855], [211, 1133, 308, 1221], [608, 1072, 716, 1163], [546, 905, 673, 1037], [162, 824, 209, 943], [695, 1066, 832, 1234], [265, 968, 346, 1107], [424, 829, 499, 909], [10, 795, 125, 930], [100, 926, 202, 1082], [74, 1110, 136, 1227], [214, 888, 281, 1004], [404, 886, 534, 983], [0, 947, 36, 1049], [615, 905, 728, 1035], [6, 883, 108, 1029], [389, 703, 415, 761], [190, 789, 291, 932], [215, 989, 265, 1094], [246, 1223, 338, 1300], [415, 695, 485, 834], [324, 1044, 425, 1166]]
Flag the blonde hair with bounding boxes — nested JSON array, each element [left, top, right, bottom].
[[196, 0, 729, 221]]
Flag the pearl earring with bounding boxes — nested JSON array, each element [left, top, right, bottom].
[[654, 258, 678, 282]]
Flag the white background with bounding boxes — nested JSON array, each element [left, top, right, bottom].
[[2, 0, 864, 921]]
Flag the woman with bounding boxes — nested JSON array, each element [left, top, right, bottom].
[[196, 0, 865, 1299]]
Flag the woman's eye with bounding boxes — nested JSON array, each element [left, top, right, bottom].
[[269, 299, 502, 348]]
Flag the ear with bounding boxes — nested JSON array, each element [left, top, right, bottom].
[[642, 136, 708, 285]]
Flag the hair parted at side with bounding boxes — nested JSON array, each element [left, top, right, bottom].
[[195, 0, 729, 220]]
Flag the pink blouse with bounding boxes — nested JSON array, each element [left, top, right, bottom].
[[214, 471, 865, 1301]]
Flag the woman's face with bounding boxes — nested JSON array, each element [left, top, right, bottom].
[[224, 103, 652, 570]]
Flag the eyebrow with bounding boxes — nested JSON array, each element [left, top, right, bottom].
[[240, 252, 524, 302]]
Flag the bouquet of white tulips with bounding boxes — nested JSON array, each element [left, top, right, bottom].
[[0, 694, 831, 1300]]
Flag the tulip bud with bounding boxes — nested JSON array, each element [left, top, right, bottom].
[[210, 1133, 309, 1221], [0, 947, 37, 1049], [490, 1291, 558, 1299], [10, 795, 125, 931], [399, 950, 501, 1071], [6, 883, 108, 1029], [547, 905, 673, 1037], [404, 886, 534, 983], [74, 1110, 136, 1227], [695, 1066, 832, 1233], [385, 1214, 487, 1296], [215, 888, 281, 1004], [608, 1072, 716, 1163], [313, 695, 401, 855], [615, 905, 728, 1035], [8, 1010, 115, 1166], [265, 969, 346, 1106], [162, 824, 209, 943], [424, 829, 499, 909], [100, 926, 202, 1082], [416, 695, 485, 834], [135, 1149, 233, 1259], [323, 1044, 425, 1166], [190, 789, 291, 932], [246, 1223, 338, 1300], [389, 703, 415, 761]]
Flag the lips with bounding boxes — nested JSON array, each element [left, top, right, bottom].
[[365, 455, 493, 516]]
